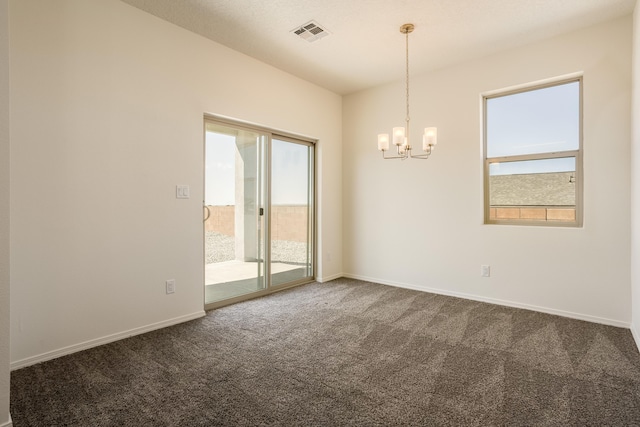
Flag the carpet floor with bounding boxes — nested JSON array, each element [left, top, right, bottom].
[[10, 278, 640, 426]]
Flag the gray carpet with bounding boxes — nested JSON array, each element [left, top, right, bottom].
[[10, 278, 640, 426]]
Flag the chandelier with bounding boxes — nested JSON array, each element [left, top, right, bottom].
[[377, 23, 438, 160]]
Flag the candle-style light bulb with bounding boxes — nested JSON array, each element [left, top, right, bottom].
[[423, 127, 437, 151], [377, 134, 390, 151], [393, 127, 405, 146]]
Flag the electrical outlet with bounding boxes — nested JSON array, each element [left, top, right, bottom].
[[481, 265, 490, 277], [166, 279, 176, 294]]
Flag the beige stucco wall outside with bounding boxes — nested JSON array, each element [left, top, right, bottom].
[[490, 172, 575, 206]]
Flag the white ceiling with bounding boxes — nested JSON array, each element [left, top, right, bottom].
[[120, 0, 636, 95]]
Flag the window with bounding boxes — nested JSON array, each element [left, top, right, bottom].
[[483, 78, 582, 226]]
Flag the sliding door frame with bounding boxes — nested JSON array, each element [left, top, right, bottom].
[[203, 114, 317, 310]]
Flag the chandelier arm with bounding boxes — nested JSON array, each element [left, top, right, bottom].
[[382, 150, 408, 160], [408, 153, 431, 159], [410, 145, 433, 158]]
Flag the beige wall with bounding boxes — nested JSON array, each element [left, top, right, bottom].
[[343, 16, 632, 326], [9, 0, 342, 367], [631, 1, 640, 347], [0, 0, 10, 423]]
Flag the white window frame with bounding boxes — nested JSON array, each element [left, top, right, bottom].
[[482, 76, 583, 227]]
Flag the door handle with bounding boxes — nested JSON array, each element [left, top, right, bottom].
[[203, 205, 211, 222]]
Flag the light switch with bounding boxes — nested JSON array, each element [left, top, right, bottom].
[[166, 279, 176, 294], [176, 185, 190, 199]]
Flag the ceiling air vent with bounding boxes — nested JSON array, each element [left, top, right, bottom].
[[291, 21, 330, 43]]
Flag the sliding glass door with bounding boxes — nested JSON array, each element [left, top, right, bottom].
[[204, 120, 314, 308], [204, 122, 266, 304], [270, 137, 313, 286]]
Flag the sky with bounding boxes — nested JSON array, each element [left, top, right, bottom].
[[205, 132, 236, 206], [205, 132, 310, 206], [487, 80, 579, 175]]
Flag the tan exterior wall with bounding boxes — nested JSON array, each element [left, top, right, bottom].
[[271, 205, 309, 243], [204, 205, 235, 235], [490, 206, 576, 222], [205, 205, 309, 242]]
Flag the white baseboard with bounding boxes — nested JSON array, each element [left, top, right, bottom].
[[315, 273, 343, 283], [343, 273, 630, 329], [10, 311, 206, 371], [0, 414, 12, 427]]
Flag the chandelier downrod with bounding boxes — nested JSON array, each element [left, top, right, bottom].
[[377, 23, 438, 160], [403, 24, 412, 146]]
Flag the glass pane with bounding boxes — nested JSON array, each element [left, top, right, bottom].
[[489, 157, 576, 222], [486, 81, 579, 158], [204, 123, 266, 304], [271, 138, 313, 286]]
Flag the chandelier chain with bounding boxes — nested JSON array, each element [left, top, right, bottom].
[[405, 29, 410, 130]]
